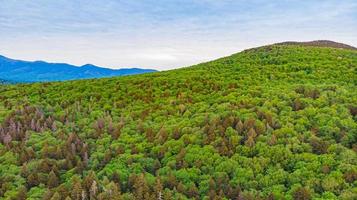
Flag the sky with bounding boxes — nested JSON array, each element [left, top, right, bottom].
[[0, 0, 356, 70]]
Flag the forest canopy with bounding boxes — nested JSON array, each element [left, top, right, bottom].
[[0, 44, 356, 200]]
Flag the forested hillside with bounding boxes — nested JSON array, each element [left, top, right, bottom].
[[0, 44, 356, 200]]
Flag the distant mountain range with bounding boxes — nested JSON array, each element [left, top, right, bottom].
[[0, 79, 15, 84], [0, 55, 157, 83]]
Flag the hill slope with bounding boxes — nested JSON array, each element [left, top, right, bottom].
[[0, 55, 157, 82], [0, 44, 356, 199], [276, 40, 357, 50]]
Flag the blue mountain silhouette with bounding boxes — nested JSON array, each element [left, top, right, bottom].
[[0, 55, 157, 82]]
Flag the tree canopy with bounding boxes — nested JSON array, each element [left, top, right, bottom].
[[0, 45, 356, 199]]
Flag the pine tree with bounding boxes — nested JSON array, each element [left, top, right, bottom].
[[166, 173, 177, 189], [153, 159, 161, 173], [172, 127, 181, 140], [90, 180, 98, 199], [42, 190, 54, 200], [245, 136, 255, 147], [112, 172, 121, 185], [83, 171, 97, 190], [235, 120, 244, 134], [208, 189, 217, 200], [133, 174, 150, 200], [244, 118, 255, 130], [40, 159, 51, 173], [27, 173, 39, 187], [268, 134, 277, 145], [111, 124, 122, 140], [154, 177, 163, 200], [145, 127, 154, 142], [176, 182, 185, 195], [16, 186, 27, 200], [98, 182, 122, 200], [128, 174, 137, 191], [50, 192, 61, 200], [71, 177, 83, 200], [186, 184, 199, 198], [292, 98, 303, 111], [48, 170, 59, 188], [247, 128, 257, 138], [57, 184, 71, 200], [217, 189, 225, 199], [176, 149, 186, 169], [156, 127, 168, 144]]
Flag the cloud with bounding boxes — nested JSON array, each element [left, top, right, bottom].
[[0, 0, 356, 70]]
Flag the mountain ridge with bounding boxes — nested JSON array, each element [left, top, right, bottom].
[[0, 55, 157, 83], [241, 40, 357, 54], [275, 40, 357, 50]]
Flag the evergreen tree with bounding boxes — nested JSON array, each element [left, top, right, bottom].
[[133, 174, 151, 200], [50, 192, 61, 200], [71, 177, 83, 200], [48, 170, 59, 188]]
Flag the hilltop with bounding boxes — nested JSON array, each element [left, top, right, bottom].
[[0, 55, 157, 83], [0, 43, 356, 199], [276, 40, 357, 51]]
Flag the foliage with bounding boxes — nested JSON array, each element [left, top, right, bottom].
[[0, 45, 356, 199]]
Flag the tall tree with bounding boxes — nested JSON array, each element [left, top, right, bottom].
[[48, 170, 59, 188]]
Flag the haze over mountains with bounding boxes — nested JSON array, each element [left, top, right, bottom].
[[0, 55, 157, 83]]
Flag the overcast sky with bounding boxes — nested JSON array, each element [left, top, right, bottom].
[[0, 0, 356, 70]]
